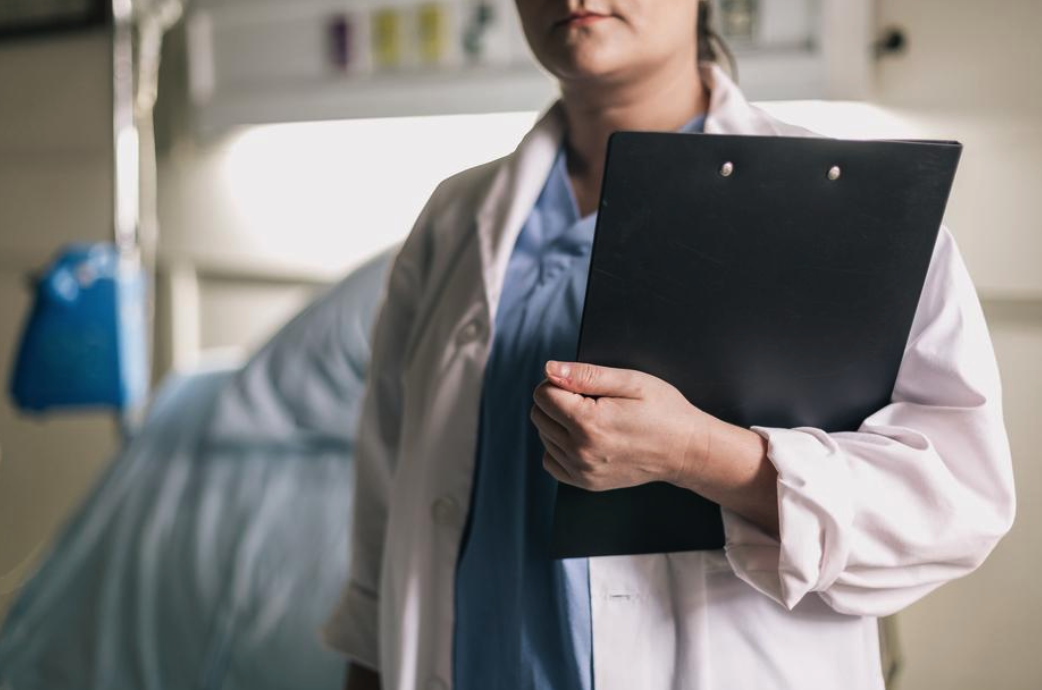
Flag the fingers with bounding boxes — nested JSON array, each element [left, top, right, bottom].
[[542, 451, 572, 484], [532, 379, 584, 429], [545, 361, 645, 399], [533, 407, 581, 486], [541, 433, 579, 485], [532, 403, 578, 484], [530, 403, 570, 449], [543, 437, 602, 492]]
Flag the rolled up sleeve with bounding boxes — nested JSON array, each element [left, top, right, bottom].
[[322, 581, 381, 670], [722, 227, 1016, 617]]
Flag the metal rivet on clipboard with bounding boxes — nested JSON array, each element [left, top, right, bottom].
[[719, 161, 734, 177], [827, 165, 842, 181]]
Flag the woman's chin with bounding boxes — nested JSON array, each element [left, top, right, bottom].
[[544, 48, 632, 86]]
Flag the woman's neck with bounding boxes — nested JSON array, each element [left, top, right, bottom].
[[560, 57, 709, 216]]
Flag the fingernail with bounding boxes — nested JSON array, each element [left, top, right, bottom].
[[547, 361, 570, 379]]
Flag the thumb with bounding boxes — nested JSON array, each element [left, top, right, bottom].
[[545, 361, 644, 398]]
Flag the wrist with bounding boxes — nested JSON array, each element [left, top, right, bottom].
[[669, 407, 715, 492]]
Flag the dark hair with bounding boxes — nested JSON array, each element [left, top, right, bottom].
[[697, 0, 738, 79]]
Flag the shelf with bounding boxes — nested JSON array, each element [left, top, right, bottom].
[[183, 0, 875, 139]]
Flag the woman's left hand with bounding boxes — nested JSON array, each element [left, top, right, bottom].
[[530, 360, 712, 492]]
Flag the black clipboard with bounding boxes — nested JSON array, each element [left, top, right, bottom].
[[550, 133, 962, 559]]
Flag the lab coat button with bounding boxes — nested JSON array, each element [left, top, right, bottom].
[[431, 496, 460, 526], [426, 677, 448, 690], [455, 318, 483, 346]]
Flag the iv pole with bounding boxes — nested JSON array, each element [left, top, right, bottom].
[[110, 0, 182, 432], [1, 0, 185, 612]]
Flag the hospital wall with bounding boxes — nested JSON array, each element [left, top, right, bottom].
[[0, 32, 119, 622], [871, 1, 1042, 687]]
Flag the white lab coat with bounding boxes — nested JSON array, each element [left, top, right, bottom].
[[322, 63, 1015, 690]]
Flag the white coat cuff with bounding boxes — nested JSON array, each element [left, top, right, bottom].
[[722, 426, 854, 610], [320, 581, 380, 671]]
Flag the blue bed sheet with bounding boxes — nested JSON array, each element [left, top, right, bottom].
[[0, 249, 393, 690]]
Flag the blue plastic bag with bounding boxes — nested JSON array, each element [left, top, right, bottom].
[[9, 243, 149, 413]]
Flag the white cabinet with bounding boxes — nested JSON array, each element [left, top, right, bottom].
[[184, 0, 875, 137]]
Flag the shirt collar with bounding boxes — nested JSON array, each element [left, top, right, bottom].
[[557, 111, 708, 223]]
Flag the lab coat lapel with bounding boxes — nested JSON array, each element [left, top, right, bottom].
[[475, 102, 566, 323], [702, 61, 785, 136]]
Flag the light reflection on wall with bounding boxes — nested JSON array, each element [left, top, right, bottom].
[[757, 100, 918, 139], [202, 111, 539, 276]]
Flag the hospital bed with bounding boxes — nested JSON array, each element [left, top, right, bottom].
[[0, 249, 392, 690]]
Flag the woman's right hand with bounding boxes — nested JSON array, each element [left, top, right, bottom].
[[345, 662, 382, 690]]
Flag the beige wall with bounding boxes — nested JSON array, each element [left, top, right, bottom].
[[874, 0, 1042, 297], [0, 31, 118, 623], [892, 306, 1042, 689], [873, 0, 1042, 688]]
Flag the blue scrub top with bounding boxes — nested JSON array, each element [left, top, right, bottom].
[[454, 113, 707, 690]]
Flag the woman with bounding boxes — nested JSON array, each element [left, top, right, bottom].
[[323, 1, 1016, 689]]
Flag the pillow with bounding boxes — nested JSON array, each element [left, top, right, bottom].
[[206, 247, 395, 446]]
